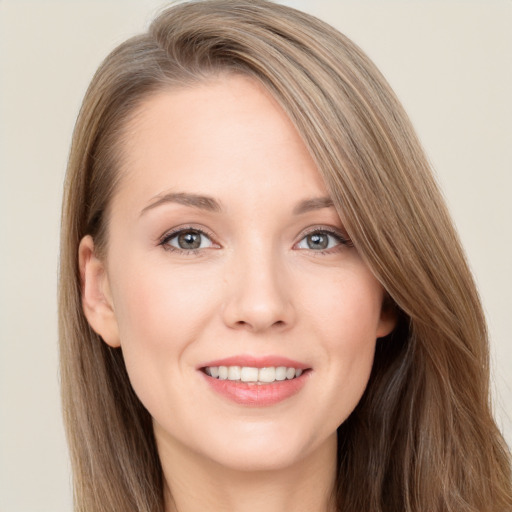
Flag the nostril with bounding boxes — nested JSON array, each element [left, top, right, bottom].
[[245, 319, 285, 326]]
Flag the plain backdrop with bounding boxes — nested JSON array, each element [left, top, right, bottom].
[[0, 1, 510, 511]]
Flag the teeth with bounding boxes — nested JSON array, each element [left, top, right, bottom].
[[275, 366, 287, 381], [204, 366, 304, 383], [228, 366, 241, 380], [258, 367, 276, 383], [240, 367, 259, 382]]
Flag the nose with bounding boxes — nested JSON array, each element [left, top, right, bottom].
[[221, 247, 295, 333]]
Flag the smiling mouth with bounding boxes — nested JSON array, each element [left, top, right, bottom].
[[202, 366, 305, 384]]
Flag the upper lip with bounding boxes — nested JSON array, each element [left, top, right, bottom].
[[198, 355, 310, 370]]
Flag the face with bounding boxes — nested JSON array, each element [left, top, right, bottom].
[[80, 74, 395, 472]]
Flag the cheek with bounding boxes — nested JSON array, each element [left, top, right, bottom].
[[303, 267, 384, 347], [111, 256, 219, 341], [301, 270, 383, 424], [329, 276, 382, 371], [107, 258, 220, 401]]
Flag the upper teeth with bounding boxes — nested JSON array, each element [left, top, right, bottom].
[[205, 366, 303, 383]]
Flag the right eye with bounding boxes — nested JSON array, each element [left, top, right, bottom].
[[296, 231, 343, 251], [161, 228, 215, 252]]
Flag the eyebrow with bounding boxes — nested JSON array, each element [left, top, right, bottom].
[[140, 192, 334, 216], [140, 192, 222, 216], [292, 196, 334, 214]]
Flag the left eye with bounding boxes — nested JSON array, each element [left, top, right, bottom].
[[164, 229, 214, 250], [296, 231, 343, 251]]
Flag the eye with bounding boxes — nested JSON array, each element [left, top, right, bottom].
[[295, 229, 349, 251], [161, 228, 215, 252]]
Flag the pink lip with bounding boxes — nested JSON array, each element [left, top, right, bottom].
[[198, 355, 309, 370], [198, 354, 311, 407]]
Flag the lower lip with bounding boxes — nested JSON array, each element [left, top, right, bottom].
[[201, 372, 309, 406]]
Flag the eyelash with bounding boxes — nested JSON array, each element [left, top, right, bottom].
[[158, 225, 352, 255], [158, 225, 217, 255], [296, 227, 353, 255]]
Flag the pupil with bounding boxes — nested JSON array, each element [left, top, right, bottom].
[[178, 231, 201, 249], [308, 233, 328, 250]]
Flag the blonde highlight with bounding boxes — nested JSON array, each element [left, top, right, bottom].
[[59, 1, 512, 511]]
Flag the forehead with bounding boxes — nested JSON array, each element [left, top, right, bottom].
[[112, 74, 329, 215]]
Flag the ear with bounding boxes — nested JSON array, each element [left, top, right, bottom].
[[78, 235, 120, 348], [376, 295, 398, 339]]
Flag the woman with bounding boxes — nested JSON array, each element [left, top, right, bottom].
[[59, 1, 512, 511]]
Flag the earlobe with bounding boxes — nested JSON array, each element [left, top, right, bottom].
[[376, 296, 398, 339], [78, 235, 121, 348]]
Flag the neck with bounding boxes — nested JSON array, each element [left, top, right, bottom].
[[158, 431, 338, 512]]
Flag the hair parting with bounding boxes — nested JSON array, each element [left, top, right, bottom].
[[59, 1, 512, 511]]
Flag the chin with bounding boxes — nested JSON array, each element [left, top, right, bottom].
[[206, 446, 305, 473], [197, 424, 327, 473]]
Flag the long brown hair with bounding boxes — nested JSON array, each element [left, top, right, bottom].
[[59, 1, 512, 510]]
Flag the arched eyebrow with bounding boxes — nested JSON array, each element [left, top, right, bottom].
[[140, 192, 334, 216], [140, 192, 222, 216], [292, 197, 334, 215]]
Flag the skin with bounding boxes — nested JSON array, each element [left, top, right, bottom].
[[80, 74, 396, 512]]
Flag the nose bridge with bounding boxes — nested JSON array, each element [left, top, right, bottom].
[[222, 238, 294, 332]]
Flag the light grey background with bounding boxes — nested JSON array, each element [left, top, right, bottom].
[[1, 1, 510, 511]]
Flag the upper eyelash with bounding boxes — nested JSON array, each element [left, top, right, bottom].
[[158, 225, 216, 251], [157, 225, 352, 253], [298, 226, 353, 248]]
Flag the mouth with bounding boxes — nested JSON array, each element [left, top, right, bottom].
[[202, 365, 304, 384], [199, 356, 311, 406]]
